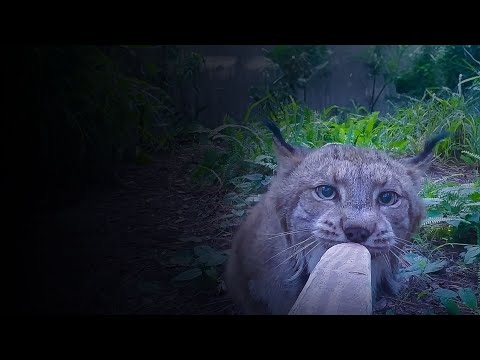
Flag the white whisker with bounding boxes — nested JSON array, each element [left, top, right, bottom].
[[392, 236, 412, 245], [273, 238, 317, 269], [383, 253, 391, 268], [265, 235, 315, 263], [303, 241, 322, 258], [391, 244, 407, 255], [262, 228, 311, 239], [286, 239, 324, 282], [389, 249, 408, 267]]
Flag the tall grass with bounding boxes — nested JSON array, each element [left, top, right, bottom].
[[192, 90, 479, 193]]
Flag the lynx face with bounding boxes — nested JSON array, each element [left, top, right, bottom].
[[272, 145, 426, 293]]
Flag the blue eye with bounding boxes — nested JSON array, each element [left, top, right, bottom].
[[315, 185, 336, 200], [378, 191, 398, 205]]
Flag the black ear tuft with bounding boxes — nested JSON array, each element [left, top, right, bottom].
[[410, 131, 450, 165], [261, 118, 295, 153]]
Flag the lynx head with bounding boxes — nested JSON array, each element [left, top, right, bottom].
[[263, 119, 448, 293]]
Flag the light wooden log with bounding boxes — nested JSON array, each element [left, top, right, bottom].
[[288, 243, 372, 315]]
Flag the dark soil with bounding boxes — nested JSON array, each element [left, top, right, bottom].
[[14, 147, 479, 315], [16, 146, 234, 315]]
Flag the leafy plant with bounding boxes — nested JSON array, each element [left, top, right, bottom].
[[433, 287, 479, 315], [461, 245, 480, 265], [420, 180, 480, 245], [401, 253, 448, 279], [170, 245, 230, 284], [188, 82, 480, 315], [395, 45, 480, 98]]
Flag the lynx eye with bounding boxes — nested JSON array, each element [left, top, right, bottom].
[[315, 185, 337, 200], [378, 191, 398, 206]]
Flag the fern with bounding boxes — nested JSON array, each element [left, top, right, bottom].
[[223, 151, 243, 183], [244, 155, 278, 173], [245, 159, 277, 171], [422, 197, 442, 206], [421, 216, 468, 227], [462, 150, 480, 162], [438, 183, 476, 196]]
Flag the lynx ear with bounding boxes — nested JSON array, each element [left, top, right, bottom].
[[262, 119, 310, 176], [404, 131, 449, 187]]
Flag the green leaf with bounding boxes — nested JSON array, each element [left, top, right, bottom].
[[231, 209, 245, 217], [433, 288, 458, 300], [338, 127, 346, 143], [417, 290, 429, 300], [172, 268, 202, 281], [205, 267, 219, 280], [194, 244, 228, 266], [400, 268, 424, 279], [365, 112, 378, 135], [346, 122, 354, 145], [197, 251, 227, 267], [224, 192, 239, 201], [222, 249, 232, 256], [391, 139, 409, 151], [255, 155, 273, 162], [464, 246, 480, 264], [233, 203, 246, 209], [403, 252, 420, 264], [471, 192, 480, 202], [261, 177, 272, 186], [461, 155, 476, 165], [427, 209, 442, 218], [458, 288, 478, 310], [465, 212, 479, 223], [194, 245, 215, 257], [169, 249, 194, 266], [244, 173, 264, 181], [400, 253, 430, 278], [440, 298, 460, 315], [424, 260, 448, 274], [445, 219, 461, 227], [245, 195, 260, 204]]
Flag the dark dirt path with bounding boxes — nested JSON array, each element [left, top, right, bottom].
[[16, 147, 234, 315]]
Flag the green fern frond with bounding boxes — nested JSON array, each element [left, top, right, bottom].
[[223, 152, 242, 182], [423, 197, 442, 206], [244, 159, 277, 171], [462, 150, 480, 162], [421, 216, 466, 226]]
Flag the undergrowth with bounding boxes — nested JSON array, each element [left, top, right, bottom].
[[185, 90, 480, 314]]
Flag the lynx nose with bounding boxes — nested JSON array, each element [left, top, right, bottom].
[[344, 227, 371, 243]]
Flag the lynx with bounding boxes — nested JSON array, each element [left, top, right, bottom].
[[225, 120, 447, 315]]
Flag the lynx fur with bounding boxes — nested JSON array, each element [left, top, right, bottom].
[[225, 120, 447, 314]]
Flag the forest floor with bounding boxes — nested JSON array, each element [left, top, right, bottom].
[[17, 144, 479, 315]]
